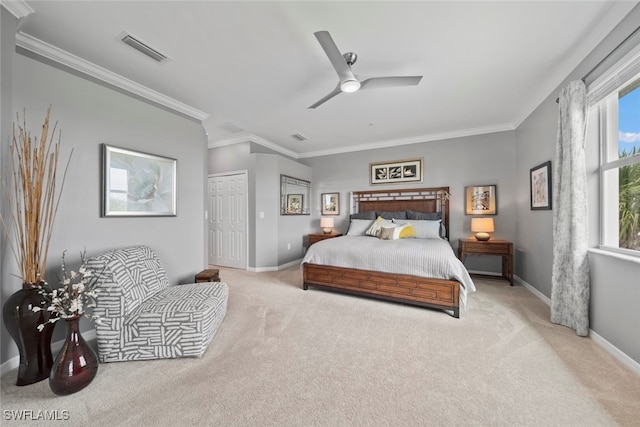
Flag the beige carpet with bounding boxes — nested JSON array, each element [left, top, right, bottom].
[[2, 266, 639, 426]]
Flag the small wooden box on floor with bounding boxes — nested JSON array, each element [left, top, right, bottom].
[[195, 269, 220, 283]]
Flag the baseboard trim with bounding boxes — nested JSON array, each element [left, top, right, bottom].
[[1, 329, 96, 378], [514, 274, 640, 377], [248, 258, 302, 273]]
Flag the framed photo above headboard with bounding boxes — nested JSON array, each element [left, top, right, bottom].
[[369, 158, 423, 185]]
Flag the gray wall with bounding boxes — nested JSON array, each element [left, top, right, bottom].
[[1, 47, 208, 365], [515, 4, 640, 365], [301, 131, 517, 273]]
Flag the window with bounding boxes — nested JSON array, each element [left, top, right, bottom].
[[598, 76, 640, 253]]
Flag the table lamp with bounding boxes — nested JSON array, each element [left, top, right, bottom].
[[471, 217, 494, 241], [320, 217, 334, 234]]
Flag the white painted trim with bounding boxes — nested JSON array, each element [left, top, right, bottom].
[[15, 32, 209, 122], [1, 329, 96, 378], [1, 0, 34, 19], [589, 247, 640, 265], [296, 123, 516, 159], [514, 274, 551, 305], [514, 274, 639, 376], [248, 258, 302, 272], [208, 123, 515, 160], [208, 134, 299, 159], [590, 329, 640, 377]]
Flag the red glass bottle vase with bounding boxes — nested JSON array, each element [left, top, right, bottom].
[[49, 315, 98, 395]]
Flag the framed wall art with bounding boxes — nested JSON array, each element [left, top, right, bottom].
[[530, 161, 552, 210], [101, 144, 177, 217], [321, 192, 340, 215], [286, 194, 304, 214], [370, 158, 423, 185], [465, 185, 497, 215]]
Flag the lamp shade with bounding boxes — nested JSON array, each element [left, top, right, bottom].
[[320, 217, 334, 234], [471, 218, 494, 241]]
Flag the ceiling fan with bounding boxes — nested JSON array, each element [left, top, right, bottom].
[[309, 30, 423, 109]]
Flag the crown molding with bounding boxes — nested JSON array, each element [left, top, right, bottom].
[[1, 0, 34, 19], [15, 31, 209, 122], [296, 123, 516, 159], [208, 134, 299, 159]]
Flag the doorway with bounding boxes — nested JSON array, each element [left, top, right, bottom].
[[208, 172, 248, 269]]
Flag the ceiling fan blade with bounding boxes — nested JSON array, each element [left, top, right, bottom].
[[360, 76, 423, 90], [314, 31, 357, 82], [308, 84, 342, 109]]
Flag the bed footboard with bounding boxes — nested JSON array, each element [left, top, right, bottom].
[[303, 263, 460, 318]]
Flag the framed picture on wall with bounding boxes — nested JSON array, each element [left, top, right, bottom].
[[321, 192, 340, 215], [530, 161, 552, 210], [369, 158, 423, 185], [465, 185, 497, 215], [286, 194, 303, 214], [101, 144, 177, 217]]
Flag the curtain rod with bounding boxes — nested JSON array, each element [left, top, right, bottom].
[[556, 23, 640, 103], [582, 23, 640, 84]]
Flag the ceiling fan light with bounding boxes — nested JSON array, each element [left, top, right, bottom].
[[340, 79, 360, 93]]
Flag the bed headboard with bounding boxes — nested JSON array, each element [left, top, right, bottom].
[[351, 187, 450, 238]]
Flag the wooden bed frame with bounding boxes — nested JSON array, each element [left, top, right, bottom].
[[303, 187, 461, 318]]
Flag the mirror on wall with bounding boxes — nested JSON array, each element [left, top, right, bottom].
[[281, 174, 310, 215]]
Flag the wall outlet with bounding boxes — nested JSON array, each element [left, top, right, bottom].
[[287, 243, 291, 250]]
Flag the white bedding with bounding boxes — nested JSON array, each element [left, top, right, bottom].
[[302, 235, 476, 305]]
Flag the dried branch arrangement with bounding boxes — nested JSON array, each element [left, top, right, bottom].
[[0, 107, 71, 285]]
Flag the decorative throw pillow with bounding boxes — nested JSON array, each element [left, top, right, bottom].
[[346, 219, 375, 236], [375, 211, 407, 220], [366, 216, 394, 237], [350, 211, 376, 220], [379, 226, 398, 240], [379, 223, 416, 240], [407, 210, 442, 221]]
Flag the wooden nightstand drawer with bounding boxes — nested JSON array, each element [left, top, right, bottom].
[[464, 241, 511, 255]]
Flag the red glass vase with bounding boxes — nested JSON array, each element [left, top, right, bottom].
[[49, 315, 98, 395], [2, 284, 54, 386]]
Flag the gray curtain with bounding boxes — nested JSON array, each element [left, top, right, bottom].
[[551, 80, 590, 337]]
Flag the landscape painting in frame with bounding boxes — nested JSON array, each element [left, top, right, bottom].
[[102, 144, 177, 217], [530, 161, 552, 210], [370, 158, 423, 185], [465, 185, 497, 215]]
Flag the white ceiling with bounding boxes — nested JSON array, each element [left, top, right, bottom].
[[13, 1, 639, 158]]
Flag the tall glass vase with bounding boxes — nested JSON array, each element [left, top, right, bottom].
[[49, 315, 98, 395], [2, 285, 54, 386]]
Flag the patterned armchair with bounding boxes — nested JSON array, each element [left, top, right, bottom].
[[86, 245, 228, 363]]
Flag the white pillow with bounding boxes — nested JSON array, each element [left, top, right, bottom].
[[346, 219, 375, 236], [406, 220, 442, 239]]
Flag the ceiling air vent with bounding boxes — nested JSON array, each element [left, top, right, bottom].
[[291, 133, 307, 142], [120, 33, 169, 63], [218, 122, 245, 133]]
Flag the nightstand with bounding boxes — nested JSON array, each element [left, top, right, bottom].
[[458, 238, 513, 285], [307, 232, 341, 247], [195, 268, 220, 283]]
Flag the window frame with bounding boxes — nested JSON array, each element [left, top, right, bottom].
[[595, 78, 640, 257]]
